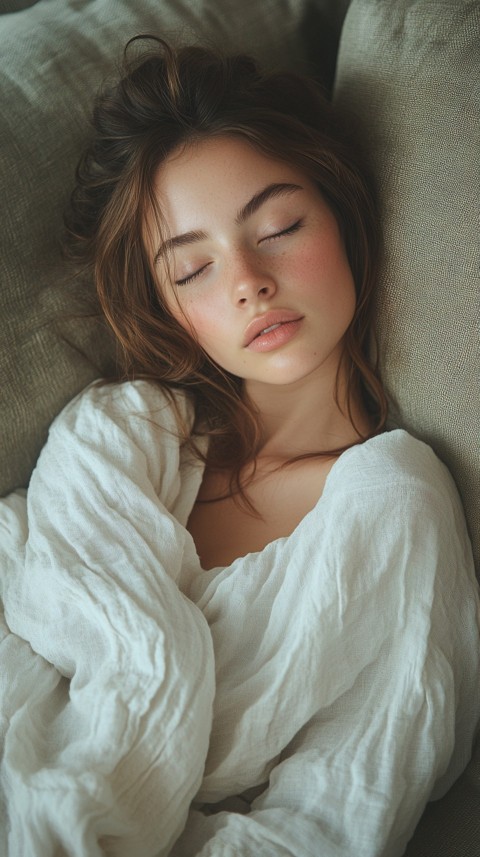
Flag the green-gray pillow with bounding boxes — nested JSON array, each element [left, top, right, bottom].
[[0, 0, 324, 497], [334, 0, 479, 575], [334, 2, 480, 852]]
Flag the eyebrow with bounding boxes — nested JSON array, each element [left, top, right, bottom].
[[153, 182, 303, 265]]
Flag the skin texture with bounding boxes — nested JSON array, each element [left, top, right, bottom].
[[147, 136, 367, 450], [145, 136, 371, 567]]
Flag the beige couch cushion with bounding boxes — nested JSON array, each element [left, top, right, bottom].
[[334, 0, 480, 576], [0, 0, 325, 497], [334, 2, 480, 853]]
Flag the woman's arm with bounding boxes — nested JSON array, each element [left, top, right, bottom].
[[0, 381, 214, 857]]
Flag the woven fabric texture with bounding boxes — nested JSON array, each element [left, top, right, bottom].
[[334, 0, 480, 575], [334, 3, 480, 854]]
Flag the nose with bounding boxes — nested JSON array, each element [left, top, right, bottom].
[[231, 250, 277, 306]]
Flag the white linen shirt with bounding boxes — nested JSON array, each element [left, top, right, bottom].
[[0, 380, 478, 857]]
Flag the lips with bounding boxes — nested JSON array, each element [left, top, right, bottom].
[[243, 310, 304, 347]]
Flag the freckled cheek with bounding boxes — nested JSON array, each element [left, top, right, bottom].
[[285, 243, 355, 304]]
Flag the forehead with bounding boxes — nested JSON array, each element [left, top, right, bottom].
[[152, 135, 312, 225]]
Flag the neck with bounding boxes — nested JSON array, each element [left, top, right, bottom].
[[244, 365, 372, 464]]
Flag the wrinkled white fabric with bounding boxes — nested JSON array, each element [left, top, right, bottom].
[[0, 380, 479, 857]]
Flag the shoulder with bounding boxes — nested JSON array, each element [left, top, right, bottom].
[[317, 430, 477, 623], [48, 379, 194, 444], [323, 429, 471, 552], [330, 429, 457, 504], [30, 380, 201, 509], [33, 380, 198, 492]]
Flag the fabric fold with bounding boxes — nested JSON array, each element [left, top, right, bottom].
[[1, 380, 479, 857], [0, 381, 214, 857]]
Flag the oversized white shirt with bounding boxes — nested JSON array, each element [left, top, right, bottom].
[[0, 380, 479, 857]]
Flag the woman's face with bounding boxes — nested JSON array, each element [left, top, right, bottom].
[[147, 135, 356, 392]]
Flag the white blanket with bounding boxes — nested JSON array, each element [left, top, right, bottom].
[[0, 380, 479, 857]]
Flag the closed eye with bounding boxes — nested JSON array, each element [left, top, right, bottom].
[[175, 262, 212, 287], [174, 219, 304, 285], [261, 219, 304, 243]]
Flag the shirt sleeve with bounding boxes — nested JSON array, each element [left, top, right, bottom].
[[0, 381, 215, 857]]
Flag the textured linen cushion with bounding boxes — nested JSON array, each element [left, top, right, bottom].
[[0, 0, 333, 498], [334, 2, 480, 854], [334, 0, 480, 575]]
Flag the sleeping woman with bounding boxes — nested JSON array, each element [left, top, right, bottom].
[[0, 36, 479, 857]]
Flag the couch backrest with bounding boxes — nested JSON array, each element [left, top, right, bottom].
[[334, 0, 480, 575]]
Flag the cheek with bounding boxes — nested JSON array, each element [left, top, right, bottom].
[[170, 293, 226, 352], [288, 236, 356, 310]]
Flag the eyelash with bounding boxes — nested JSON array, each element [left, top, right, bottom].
[[265, 219, 304, 242], [176, 264, 211, 287], [174, 219, 304, 286]]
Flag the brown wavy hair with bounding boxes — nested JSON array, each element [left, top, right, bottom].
[[65, 36, 388, 501]]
